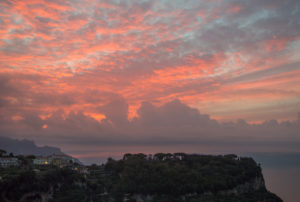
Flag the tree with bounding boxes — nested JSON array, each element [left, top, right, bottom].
[[0, 149, 7, 157]]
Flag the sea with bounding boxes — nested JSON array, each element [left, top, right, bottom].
[[251, 153, 300, 202]]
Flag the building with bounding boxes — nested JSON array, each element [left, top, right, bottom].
[[33, 154, 76, 167], [49, 154, 75, 167], [33, 157, 50, 165], [0, 157, 19, 167]]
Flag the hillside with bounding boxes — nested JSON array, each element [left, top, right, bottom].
[[0, 136, 63, 156], [0, 153, 282, 202], [103, 153, 282, 202]]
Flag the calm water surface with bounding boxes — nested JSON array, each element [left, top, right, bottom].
[[252, 153, 300, 202]]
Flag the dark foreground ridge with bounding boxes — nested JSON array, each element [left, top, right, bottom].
[[0, 153, 282, 202]]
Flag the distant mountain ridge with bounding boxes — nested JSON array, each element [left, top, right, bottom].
[[0, 136, 64, 156]]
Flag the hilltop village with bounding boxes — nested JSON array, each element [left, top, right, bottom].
[[1, 153, 75, 167], [0, 149, 94, 177]]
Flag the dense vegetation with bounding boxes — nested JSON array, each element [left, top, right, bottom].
[[105, 153, 260, 194], [0, 153, 282, 202], [103, 153, 281, 201], [0, 168, 90, 201]]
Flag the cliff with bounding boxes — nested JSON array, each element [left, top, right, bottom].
[[103, 153, 282, 202]]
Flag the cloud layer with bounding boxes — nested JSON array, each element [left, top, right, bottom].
[[1, 97, 300, 163], [0, 0, 300, 162]]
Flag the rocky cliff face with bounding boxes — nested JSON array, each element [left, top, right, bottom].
[[131, 176, 268, 202], [222, 176, 265, 195]]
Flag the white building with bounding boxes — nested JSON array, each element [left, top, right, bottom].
[[33, 157, 50, 165], [0, 157, 19, 167], [33, 154, 75, 167], [50, 154, 75, 167]]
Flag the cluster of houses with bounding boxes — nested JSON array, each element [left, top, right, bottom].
[[0, 154, 77, 168], [0, 157, 19, 167], [33, 154, 77, 168]]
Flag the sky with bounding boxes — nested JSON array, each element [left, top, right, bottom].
[[0, 0, 300, 163]]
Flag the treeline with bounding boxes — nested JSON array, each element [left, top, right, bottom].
[[104, 153, 262, 195]]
